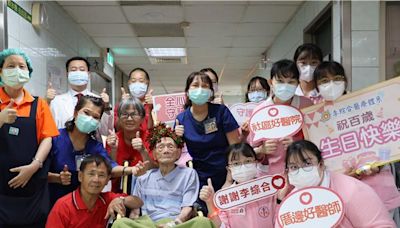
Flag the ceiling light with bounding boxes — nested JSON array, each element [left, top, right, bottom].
[[144, 48, 186, 57]]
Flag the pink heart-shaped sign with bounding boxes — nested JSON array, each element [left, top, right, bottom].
[[271, 175, 285, 189], [268, 107, 279, 117], [299, 192, 313, 205]]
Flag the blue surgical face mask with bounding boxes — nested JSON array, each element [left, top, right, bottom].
[[248, 91, 267, 103], [68, 71, 89, 86], [75, 113, 100, 134], [273, 83, 297, 101], [188, 88, 211, 105], [129, 82, 148, 98], [1, 67, 30, 89]]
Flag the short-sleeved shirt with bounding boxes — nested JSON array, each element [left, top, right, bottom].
[[249, 95, 313, 175], [0, 87, 59, 143], [132, 166, 199, 222], [49, 128, 118, 206], [105, 130, 153, 192], [219, 197, 275, 228], [295, 86, 323, 104], [105, 130, 153, 166], [176, 103, 239, 185], [46, 188, 125, 228]]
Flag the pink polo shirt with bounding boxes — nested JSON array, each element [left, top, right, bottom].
[[219, 197, 276, 228], [218, 166, 276, 228], [249, 95, 313, 175], [361, 167, 400, 211], [330, 172, 396, 227], [277, 172, 396, 228]]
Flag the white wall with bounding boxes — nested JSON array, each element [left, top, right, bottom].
[[265, 1, 331, 64], [264, 0, 383, 92], [7, 1, 101, 97], [351, 1, 381, 91]]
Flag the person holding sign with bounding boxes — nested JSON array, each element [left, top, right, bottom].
[[115, 68, 154, 132], [0, 48, 59, 226], [48, 95, 148, 207], [314, 61, 400, 216], [176, 71, 240, 215], [293, 43, 323, 104], [280, 140, 395, 227], [250, 60, 313, 175], [200, 143, 275, 228], [106, 96, 155, 192]]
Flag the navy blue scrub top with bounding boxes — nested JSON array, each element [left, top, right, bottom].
[[48, 128, 117, 206]]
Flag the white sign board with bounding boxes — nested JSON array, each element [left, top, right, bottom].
[[213, 175, 285, 210], [277, 187, 344, 228], [250, 105, 304, 144]]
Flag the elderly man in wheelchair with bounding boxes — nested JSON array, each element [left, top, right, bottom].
[[112, 123, 214, 228]]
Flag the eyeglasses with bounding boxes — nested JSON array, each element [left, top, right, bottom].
[[157, 143, 177, 151], [317, 75, 346, 85], [287, 162, 319, 175], [120, 112, 141, 119], [228, 159, 256, 168]]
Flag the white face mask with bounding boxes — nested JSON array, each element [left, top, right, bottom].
[[318, 81, 345, 101], [231, 163, 257, 183], [288, 165, 321, 189], [299, 65, 316, 82], [1, 67, 30, 89], [68, 71, 89, 86], [248, 91, 267, 103], [129, 82, 148, 98], [273, 83, 297, 101]]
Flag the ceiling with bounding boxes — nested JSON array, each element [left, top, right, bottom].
[[57, 0, 303, 96]]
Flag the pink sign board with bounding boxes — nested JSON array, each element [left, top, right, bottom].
[[153, 93, 186, 126], [277, 187, 344, 228], [213, 175, 285, 210], [249, 104, 304, 144], [302, 76, 400, 172], [229, 102, 258, 126]]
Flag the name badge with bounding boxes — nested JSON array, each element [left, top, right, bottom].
[[75, 154, 87, 171], [8, 127, 19, 136], [204, 117, 218, 134], [230, 207, 246, 216]]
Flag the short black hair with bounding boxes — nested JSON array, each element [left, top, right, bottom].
[[293, 43, 323, 62], [270, 59, 299, 81], [129, 67, 150, 81], [200, 68, 219, 83], [314, 61, 348, 91], [66, 56, 91, 72], [285, 140, 323, 169], [227, 143, 257, 163], [80, 154, 112, 175], [245, 76, 270, 102]]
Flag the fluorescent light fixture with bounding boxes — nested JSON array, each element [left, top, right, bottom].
[[144, 48, 186, 57]]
